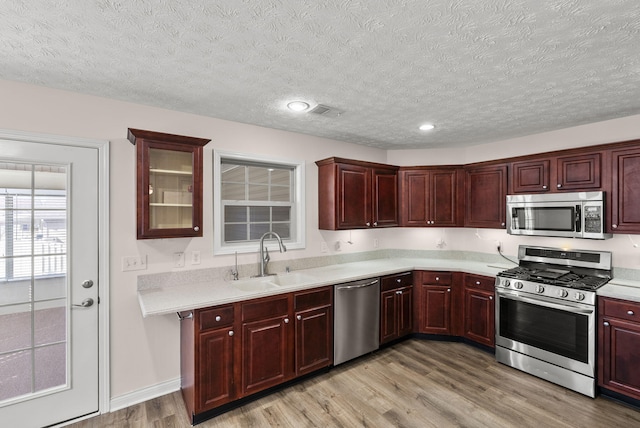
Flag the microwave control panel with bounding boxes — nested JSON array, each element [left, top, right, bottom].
[[583, 205, 603, 233]]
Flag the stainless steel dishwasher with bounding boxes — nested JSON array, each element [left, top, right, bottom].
[[334, 278, 380, 365]]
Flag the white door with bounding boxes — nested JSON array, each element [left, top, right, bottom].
[[0, 138, 101, 427]]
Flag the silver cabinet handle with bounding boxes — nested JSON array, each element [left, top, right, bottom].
[[542, 185, 547, 189], [476, 281, 481, 285], [373, 221, 378, 226], [284, 318, 289, 324], [604, 321, 610, 326], [229, 330, 234, 336], [366, 222, 371, 227], [297, 315, 302, 320], [489, 296, 493, 300], [397, 278, 402, 283], [396, 290, 402, 295], [628, 310, 635, 316], [612, 224, 618, 229], [73, 298, 94, 308], [194, 226, 200, 232], [447, 288, 451, 292], [557, 184, 562, 188], [215, 315, 221, 322], [435, 277, 439, 281]]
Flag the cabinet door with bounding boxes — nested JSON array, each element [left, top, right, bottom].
[[380, 289, 399, 344], [337, 163, 371, 229], [611, 147, 640, 233], [599, 317, 640, 399], [241, 315, 290, 396], [400, 170, 429, 226], [420, 285, 451, 335], [465, 164, 507, 228], [295, 305, 332, 376], [397, 287, 413, 337], [431, 169, 460, 226], [463, 288, 495, 347], [197, 327, 235, 412], [556, 152, 601, 191], [511, 159, 550, 193], [372, 168, 399, 227], [128, 128, 209, 239]]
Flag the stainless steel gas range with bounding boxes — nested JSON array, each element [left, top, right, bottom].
[[495, 245, 612, 397]]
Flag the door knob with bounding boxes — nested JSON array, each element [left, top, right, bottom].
[[73, 298, 94, 308]]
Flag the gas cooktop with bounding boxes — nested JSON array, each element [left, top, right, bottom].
[[498, 266, 610, 290]]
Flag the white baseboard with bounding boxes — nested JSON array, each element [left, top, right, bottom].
[[109, 378, 181, 412]]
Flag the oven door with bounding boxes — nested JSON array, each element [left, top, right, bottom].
[[495, 287, 595, 377]]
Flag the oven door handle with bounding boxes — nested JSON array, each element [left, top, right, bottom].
[[497, 290, 594, 315]]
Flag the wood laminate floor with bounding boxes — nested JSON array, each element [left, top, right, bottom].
[[69, 340, 640, 427]]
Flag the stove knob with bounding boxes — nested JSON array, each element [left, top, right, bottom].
[[503, 279, 510, 287], [535, 285, 545, 294], [575, 292, 585, 301], [514, 281, 524, 289], [557, 289, 568, 298]]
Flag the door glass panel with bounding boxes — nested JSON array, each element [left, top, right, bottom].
[[0, 162, 68, 405]]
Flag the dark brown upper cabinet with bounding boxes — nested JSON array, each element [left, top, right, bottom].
[[610, 145, 640, 233], [399, 166, 464, 227], [316, 157, 399, 230], [511, 152, 603, 194], [128, 128, 210, 239], [464, 163, 508, 229]]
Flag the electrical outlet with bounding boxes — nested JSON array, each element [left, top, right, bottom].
[[174, 252, 185, 268], [191, 251, 201, 265], [122, 255, 147, 272], [320, 242, 328, 253]]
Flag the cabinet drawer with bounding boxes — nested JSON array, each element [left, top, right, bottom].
[[464, 274, 495, 292], [295, 287, 332, 311], [601, 297, 640, 323], [241, 295, 289, 322], [421, 272, 452, 286], [381, 272, 413, 291], [199, 305, 235, 331]]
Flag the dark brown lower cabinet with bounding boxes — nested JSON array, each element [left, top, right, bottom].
[[240, 296, 291, 396], [181, 287, 333, 423], [463, 274, 495, 348], [417, 271, 463, 336], [180, 305, 237, 417], [380, 272, 413, 344], [598, 297, 640, 400], [294, 287, 333, 376]]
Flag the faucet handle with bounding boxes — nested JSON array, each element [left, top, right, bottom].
[[263, 246, 270, 262]]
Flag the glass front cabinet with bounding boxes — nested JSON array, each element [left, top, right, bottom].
[[128, 128, 210, 239]]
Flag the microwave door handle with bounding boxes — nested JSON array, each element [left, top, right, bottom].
[[575, 205, 581, 232]]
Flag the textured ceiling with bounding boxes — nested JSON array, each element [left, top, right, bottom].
[[1, 0, 640, 149]]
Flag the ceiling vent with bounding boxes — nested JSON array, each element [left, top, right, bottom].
[[309, 104, 344, 118]]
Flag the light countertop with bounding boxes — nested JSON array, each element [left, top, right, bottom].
[[137, 257, 640, 318]]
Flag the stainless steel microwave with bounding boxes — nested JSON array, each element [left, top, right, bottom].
[[506, 191, 612, 239]]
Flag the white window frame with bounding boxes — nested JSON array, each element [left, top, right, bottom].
[[213, 150, 305, 255]]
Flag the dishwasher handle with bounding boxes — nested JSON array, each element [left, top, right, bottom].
[[336, 280, 379, 290]]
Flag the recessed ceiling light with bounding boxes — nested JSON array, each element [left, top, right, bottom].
[[287, 101, 310, 112], [419, 123, 435, 131]]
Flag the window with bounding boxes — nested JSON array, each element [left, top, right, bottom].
[[213, 151, 305, 254]]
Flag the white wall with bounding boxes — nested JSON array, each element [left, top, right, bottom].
[[2, 79, 640, 402]]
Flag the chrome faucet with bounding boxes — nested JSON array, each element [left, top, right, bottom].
[[257, 231, 287, 277]]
